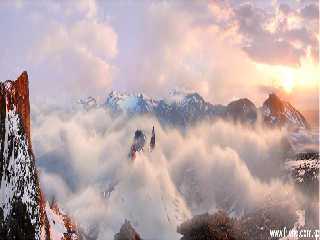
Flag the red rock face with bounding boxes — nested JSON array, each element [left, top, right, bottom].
[[0, 71, 32, 151], [0, 71, 41, 239], [49, 200, 80, 240], [0, 71, 80, 240]]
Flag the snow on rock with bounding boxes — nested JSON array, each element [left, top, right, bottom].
[[104, 90, 224, 127], [103, 91, 310, 130], [105, 91, 156, 114], [46, 201, 79, 240], [46, 203, 67, 240], [0, 72, 80, 240], [262, 93, 309, 129], [285, 159, 319, 184], [0, 72, 42, 239]]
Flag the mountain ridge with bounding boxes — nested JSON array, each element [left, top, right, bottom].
[[79, 90, 309, 129]]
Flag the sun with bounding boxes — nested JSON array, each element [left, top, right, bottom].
[[256, 56, 319, 95], [281, 70, 295, 93]]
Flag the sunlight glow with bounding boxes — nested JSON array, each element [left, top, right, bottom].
[[255, 57, 320, 94], [280, 70, 294, 93]]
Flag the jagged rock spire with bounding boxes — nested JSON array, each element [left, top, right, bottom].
[[0, 71, 32, 151], [0, 71, 42, 239], [150, 126, 155, 151], [129, 130, 146, 160], [0, 72, 80, 240]]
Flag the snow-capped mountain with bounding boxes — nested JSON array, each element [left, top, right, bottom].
[[0, 72, 79, 240], [261, 93, 309, 129], [101, 90, 309, 129], [104, 90, 223, 127], [105, 91, 157, 114]]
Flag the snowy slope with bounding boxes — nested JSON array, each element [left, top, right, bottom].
[[46, 202, 79, 240], [0, 72, 80, 240], [262, 93, 309, 129], [105, 91, 157, 114], [104, 90, 224, 127], [0, 74, 43, 239]]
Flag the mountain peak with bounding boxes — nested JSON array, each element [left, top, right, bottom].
[[102, 89, 309, 129], [226, 98, 257, 123], [264, 93, 284, 111], [114, 219, 141, 240], [262, 93, 309, 129], [0, 72, 80, 239], [0, 71, 42, 239], [1, 71, 32, 150]]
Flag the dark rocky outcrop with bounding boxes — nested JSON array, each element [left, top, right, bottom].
[[150, 126, 155, 151], [226, 98, 257, 124], [177, 211, 244, 240], [114, 220, 142, 240], [129, 130, 146, 160], [178, 205, 297, 240], [240, 202, 296, 240]]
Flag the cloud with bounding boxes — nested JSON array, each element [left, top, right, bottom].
[[109, 1, 272, 105], [278, 3, 292, 15], [32, 105, 303, 239], [300, 3, 319, 19], [29, 1, 117, 97], [0, 0, 118, 99], [104, 0, 317, 107], [230, 1, 318, 66]]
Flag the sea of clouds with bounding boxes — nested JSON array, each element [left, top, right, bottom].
[[31, 105, 303, 239]]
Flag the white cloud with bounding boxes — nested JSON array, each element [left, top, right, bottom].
[[112, 1, 270, 105], [32, 106, 303, 239], [29, 0, 117, 96]]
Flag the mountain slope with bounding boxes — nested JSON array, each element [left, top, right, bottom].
[[0, 72, 79, 240], [0, 71, 43, 239], [226, 98, 257, 124], [261, 93, 309, 129]]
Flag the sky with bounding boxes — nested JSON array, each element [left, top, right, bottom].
[[0, 0, 319, 109]]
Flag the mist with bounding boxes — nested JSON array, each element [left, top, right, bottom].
[[31, 105, 302, 239]]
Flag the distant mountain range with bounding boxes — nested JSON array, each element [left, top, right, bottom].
[[79, 90, 310, 130]]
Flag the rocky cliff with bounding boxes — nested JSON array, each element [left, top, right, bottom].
[[0, 72, 79, 240]]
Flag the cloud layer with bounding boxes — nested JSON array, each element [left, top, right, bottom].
[[32, 106, 303, 239]]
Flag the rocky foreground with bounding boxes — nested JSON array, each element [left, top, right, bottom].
[[0, 72, 80, 240]]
